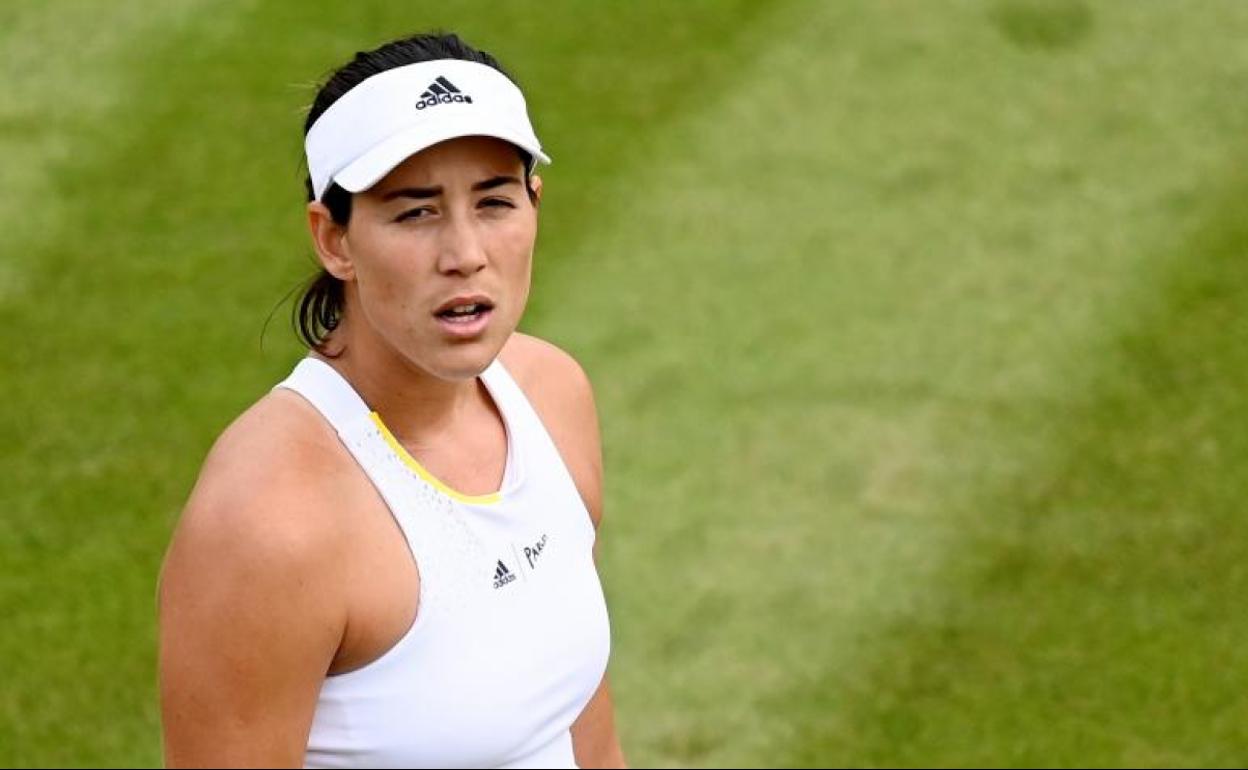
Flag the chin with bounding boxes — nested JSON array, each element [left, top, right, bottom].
[[420, 337, 506, 381]]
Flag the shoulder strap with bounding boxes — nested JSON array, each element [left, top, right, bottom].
[[273, 357, 372, 436], [478, 358, 534, 423]]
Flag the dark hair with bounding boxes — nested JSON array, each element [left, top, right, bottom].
[[294, 32, 526, 350]]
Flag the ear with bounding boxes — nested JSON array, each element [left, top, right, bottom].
[[307, 201, 355, 281], [528, 174, 543, 208]]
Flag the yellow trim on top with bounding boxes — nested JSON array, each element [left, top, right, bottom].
[[369, 412, 502, 505]]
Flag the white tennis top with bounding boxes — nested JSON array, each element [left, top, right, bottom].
[[275, 357, 610, 769]]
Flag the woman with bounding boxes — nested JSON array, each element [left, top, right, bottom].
[[158, 32, 626, 768]]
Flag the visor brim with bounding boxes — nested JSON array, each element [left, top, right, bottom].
[[332, 116, 551, 196]]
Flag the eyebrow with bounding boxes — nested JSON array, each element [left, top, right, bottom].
[[380, 175, 523, 202], [382, 185, 441, 201], [471, 175, 523, 192]]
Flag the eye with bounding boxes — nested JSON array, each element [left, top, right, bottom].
[[479, 197, 517, 210], [394, 207, 434, 222]]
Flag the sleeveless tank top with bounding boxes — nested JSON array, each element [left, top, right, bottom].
[[274, 356, 611, 769]]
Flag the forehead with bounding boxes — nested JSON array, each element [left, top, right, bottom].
[[374, 136, 525, 191]]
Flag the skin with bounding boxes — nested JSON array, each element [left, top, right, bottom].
[[158, 135, 626, 768]]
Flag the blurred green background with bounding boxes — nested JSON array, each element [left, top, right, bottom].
[[3, 0, 1248, 766]]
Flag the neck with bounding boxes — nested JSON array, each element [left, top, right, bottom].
[[314, 325, 488, 447]]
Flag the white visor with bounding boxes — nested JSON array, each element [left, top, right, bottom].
[[305, 59, 550, 200]]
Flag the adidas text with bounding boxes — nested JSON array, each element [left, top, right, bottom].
[[416, 93, 473, 110], [493, 559, 516, 589]]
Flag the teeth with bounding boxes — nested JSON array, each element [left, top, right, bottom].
[[444, 303, 484, 316]]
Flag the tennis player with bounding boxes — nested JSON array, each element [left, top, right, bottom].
[[158, 32, 626, 768]]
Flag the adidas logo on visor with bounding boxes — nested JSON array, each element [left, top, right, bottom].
[[416, 76, 473, 110]]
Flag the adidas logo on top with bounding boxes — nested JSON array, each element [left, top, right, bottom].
[[416, 76, 473, 110], [493, 559, 516, 589]]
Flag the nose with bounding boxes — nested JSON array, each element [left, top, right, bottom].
[[435, 214, 488, 276]]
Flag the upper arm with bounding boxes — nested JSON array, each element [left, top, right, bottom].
[[571, 676, 628, 769], [158, 412, 346, 767]]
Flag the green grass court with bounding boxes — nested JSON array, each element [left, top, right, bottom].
[[3, 0, 1248, 766]]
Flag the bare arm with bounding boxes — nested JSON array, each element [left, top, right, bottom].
[[503, 334, 627, 767], [572, 676, 628, 769], [158, 405, 347, 767]]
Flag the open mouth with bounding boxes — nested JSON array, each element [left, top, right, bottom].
[[435, 301, 494, 324]]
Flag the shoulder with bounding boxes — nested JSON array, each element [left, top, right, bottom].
[[498, 333, 599, 447], [499, 333, 604, 529], [160, 388, 358, 640], [499, 332, 594, 403], [175, 388, 357, 558]]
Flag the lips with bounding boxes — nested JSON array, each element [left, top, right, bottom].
[[432, 294, 495, 339]]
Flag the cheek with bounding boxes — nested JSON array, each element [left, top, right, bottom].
[[498, 219, 537, 273], [500, 229, 535, 304], [353, 237, 430, 324]]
